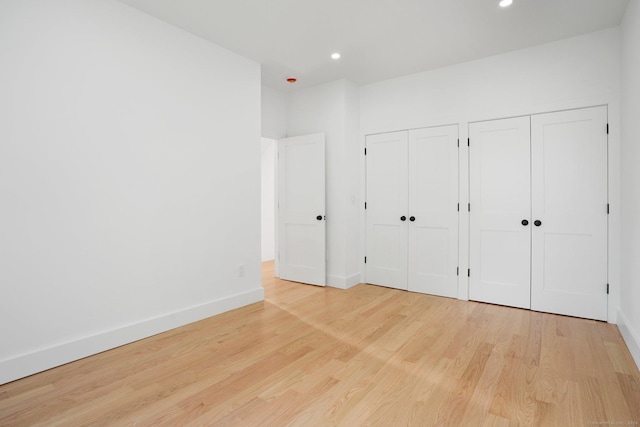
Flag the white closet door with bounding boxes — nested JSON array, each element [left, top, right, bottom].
[[278, 133, 326, 286], [408, 125, 459, 298], [469, 117, 531, 309], [365, 131, 409, 290], [530, 107, 608, 320]]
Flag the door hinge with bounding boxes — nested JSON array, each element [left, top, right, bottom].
[[457, 138, 460, 147], [467, 138, 470, 147], [468, 203, 471, 212], [457, 267, 459, 276], [364, 256, 367, 264], [607, 283, 609, 294], [607, 203, 610, 214], [607, 124, 609, 134], [468, 269, 471, 277], [457, 203, 460, 212], [364, 147, 367, 155], [365, 202, 367, 210]]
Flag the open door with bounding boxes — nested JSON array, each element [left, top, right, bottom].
[[277, 133, 326, 286]]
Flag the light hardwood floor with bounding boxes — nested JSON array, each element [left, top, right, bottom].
[[1, 261, 639, 426]]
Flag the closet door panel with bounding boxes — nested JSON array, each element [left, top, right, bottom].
[[365, 131, 409, 290], [408, 125, 459, 298], [469, 117, 531, 309], [530, 106, 608, 321]]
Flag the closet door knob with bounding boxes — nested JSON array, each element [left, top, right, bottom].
[[534, 220, 542, 227], [521, 219, 529, 226], [400, 216, 407, 222], [316, 215, 323, 221], [410, 216, 416, 222]]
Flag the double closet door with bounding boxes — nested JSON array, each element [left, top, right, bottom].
[[365, 125, 459, 298], [469, 106, 608, 321]]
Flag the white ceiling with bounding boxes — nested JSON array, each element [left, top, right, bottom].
[[118, 0, 629, 92]]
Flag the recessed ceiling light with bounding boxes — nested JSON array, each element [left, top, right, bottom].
[[499, 0, 512, 7], [331, 53, 341, 60]]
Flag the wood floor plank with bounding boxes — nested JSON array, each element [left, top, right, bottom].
[[460, 344, 505, 425], [0, 260, 639, 426], [617, 372, 640, 422]]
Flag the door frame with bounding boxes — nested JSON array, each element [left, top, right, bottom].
[[466, 105, 610, 321], [363, 124, 461, 296]]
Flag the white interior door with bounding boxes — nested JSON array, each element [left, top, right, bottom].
[[408, 125, 459, 298], [469, 117, 532, 309], [530, 106, 608, 320], [365, 131, 408, 290], [278, 133, 326, 286]]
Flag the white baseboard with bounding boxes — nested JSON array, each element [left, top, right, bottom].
[[327, 273, 361, 290], [0, 287, 264, 385], [617, 309, 640, 371]]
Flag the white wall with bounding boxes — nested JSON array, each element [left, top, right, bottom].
[[287, 79, 360, 288], [345, 82, 361, 280], [361, 28, 621, 133], [360, 28, 621, 321], [0, 0, 262, 385], [261, 138, 276, 261], [262, 86, 287, 139], [620, 0, 640, 367]]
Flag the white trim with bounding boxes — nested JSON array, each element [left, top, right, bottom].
[[327, 273, 361, 290], [0, 287, 264, 385], [617, 309, 640, 370]]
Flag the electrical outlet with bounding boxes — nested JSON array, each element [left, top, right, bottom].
[[237, 264, 245, 277]]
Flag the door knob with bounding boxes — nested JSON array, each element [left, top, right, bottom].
[[534, 220, 542, 226], [316, 215, 323, 221], [410, 216, 416, 222], [400, 216, 407, 221], [521, 219, 529, 226]]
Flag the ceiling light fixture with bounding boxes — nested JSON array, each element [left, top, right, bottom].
[[286, 77, 297, 83], [499, 0, 512, 7], [331, 52, 341, 60]]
